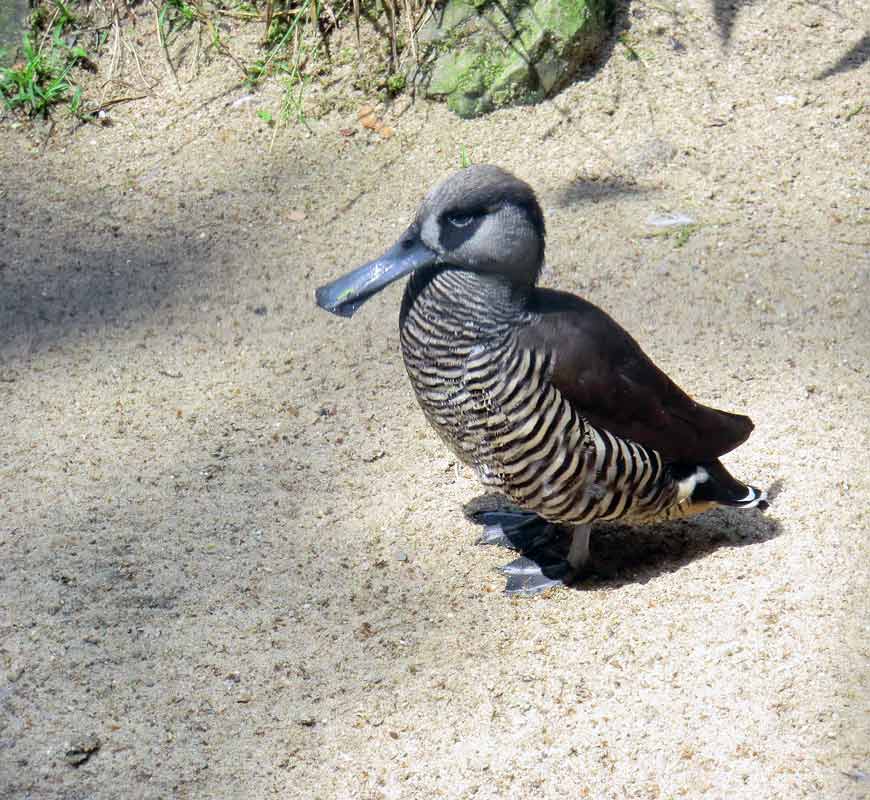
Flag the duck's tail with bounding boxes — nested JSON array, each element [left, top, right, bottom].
[[670, 458, 767, 509], [689, 460, 768, 510], [649, 459, 768, 522]]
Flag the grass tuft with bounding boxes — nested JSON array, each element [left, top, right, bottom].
[[0, 30, 88, 117], [2, 0, 434, 127]]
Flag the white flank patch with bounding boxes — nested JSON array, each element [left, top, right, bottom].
[[676, 467, 709, 502]]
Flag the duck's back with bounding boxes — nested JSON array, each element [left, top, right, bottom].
[[518, 288, 754, 463]]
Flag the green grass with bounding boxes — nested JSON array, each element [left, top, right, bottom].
[[643, 223, 704, 248], [617, 33, 640, 60], [221, 0, 426, 130], [0, 0, 97, 118], [386, 73, 406, 95], [616, 31, 656, 65], [278, 63, 311, 127], [2, 0, 427, 128], [844, 101, 864, 122], [159, 0, 199, 42], [249, 0, 330, 144], [0, 29, 88, 117], [673, 223, 700, 248]]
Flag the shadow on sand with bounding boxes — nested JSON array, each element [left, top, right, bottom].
[[464, 481, 783, 592]]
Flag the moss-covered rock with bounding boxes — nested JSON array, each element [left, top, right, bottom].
[[0, 0, 29, 67], [415, 0, 613, 118]]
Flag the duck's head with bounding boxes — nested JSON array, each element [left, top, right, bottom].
[[315, 165, 546, 318]]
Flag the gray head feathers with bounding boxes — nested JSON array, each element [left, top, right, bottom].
[[415, 165, 546, 284]]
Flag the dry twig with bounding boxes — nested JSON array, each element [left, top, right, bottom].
[[265, 0, 274, 36], [151, 1, 181, 91], [403, 0, 418, 64], [37, 7, 61, 55]]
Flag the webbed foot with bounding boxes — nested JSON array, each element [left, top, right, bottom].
[[467, 506, 594, 595], [501, 556, 576, 596]]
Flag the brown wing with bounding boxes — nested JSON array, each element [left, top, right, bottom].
[[517, 288, 753, 463]]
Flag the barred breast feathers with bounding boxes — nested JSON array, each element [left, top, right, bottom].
[[400, 269, 682, 527]]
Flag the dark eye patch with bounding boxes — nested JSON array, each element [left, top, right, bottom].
[[446, 212, 476, 228], [439, 210, 485, 251], [438, 205, 492, 250]]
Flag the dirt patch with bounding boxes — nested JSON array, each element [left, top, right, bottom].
[[1, 1, 867, 798]]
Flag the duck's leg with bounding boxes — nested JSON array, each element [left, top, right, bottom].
[[498, 523, 593, 596], [470, 509, 595, 594], [567, 524, 591, 570]]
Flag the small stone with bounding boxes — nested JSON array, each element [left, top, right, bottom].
[[64, 734, 101, 767], [230, 94, 257, 109], [646, 212, 696, 228]]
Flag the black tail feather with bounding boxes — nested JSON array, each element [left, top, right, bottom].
[[685, 460, 769, 510]]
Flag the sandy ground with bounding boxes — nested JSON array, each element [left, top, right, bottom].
[[1, 1, 868, 797]]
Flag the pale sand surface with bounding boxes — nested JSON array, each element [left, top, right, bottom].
[[1, 1, 868, 797]]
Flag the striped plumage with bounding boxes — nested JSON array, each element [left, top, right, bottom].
[[316, 165, 768, 593], [400, 267, 704, 530]]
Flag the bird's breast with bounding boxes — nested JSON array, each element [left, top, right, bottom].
[[399, 270, 526, 467]]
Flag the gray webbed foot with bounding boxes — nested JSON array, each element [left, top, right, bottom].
[[501, 556, 576, 596], [468, 508, 593, 595], [478, 515, 594, 595], [471, 511, 574, 594]]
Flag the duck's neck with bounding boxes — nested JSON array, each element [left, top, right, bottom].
[[402, 266, 533, 331]]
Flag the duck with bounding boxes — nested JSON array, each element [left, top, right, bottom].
[[315, 165, 768, 594]]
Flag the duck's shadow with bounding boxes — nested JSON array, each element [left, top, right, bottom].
[[463, 481, 783, 591]]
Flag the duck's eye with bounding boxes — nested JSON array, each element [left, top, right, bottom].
[[446, 213, 476, 228]]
